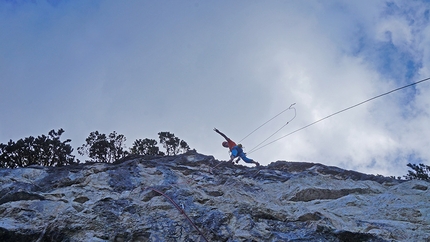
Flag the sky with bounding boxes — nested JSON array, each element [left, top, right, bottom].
[[1, 0, 430, 177]]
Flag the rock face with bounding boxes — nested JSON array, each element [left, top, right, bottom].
[[0, 151, 429, 242]]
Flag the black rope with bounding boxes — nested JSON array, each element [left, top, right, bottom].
[[249, 77, 430, 153]]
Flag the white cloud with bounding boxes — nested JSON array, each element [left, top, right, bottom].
[[241, 1, 430, 177], [1, 0, 430, 177]]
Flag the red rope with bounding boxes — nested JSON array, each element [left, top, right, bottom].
[[150, 188, 209, 242]]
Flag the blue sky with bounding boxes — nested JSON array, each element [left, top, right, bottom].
[[1, 0, 430, 176]]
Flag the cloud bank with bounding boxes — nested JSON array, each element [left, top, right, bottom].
[[1, 0, 429, 176]]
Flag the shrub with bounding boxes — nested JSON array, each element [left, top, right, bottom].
[[404, 163, 430, 181], [0, 129, 75, 168], [158, 132, 190, 156], [130, 138, 165, 156], [78, 131, 128, 163]]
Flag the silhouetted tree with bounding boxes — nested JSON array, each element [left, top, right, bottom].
[[37, 129, 75, 166], [404, 163, 430, 181], [0, 129, 74, 168], [77, 131, 128, 163], [158, 131, 190, 156], [130, 138, 165, 156], [0, 139, 31, 168]]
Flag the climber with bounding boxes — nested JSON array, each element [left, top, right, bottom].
[[213, 128, 260, 166]]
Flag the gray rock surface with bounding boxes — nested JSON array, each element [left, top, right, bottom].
[[0, 151, 429, 241]]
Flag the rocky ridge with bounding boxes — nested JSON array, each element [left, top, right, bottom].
[[0, 151, 429, 241]]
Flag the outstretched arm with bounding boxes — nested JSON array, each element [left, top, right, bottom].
[[213, 128, 229, 141]]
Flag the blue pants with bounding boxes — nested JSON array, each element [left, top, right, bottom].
[[231, 146, 253, 163]]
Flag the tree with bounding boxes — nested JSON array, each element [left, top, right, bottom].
[[404, 163, 430, 181], [0, 139, 31, 168], [35, 129, 75, 166], [158, 131, 190, 156], [130, 138, 165, 156], [78, 131, 128, 163], [0, 129, 75, 168]]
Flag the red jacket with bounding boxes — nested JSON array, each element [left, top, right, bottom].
[[226, 138, 237, 151]]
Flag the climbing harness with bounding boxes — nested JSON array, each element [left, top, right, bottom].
[[210, 103, 296, 171], [213, 76, 430, 167]]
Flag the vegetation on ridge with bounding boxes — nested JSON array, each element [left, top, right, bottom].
[[0, 129, 190, 168], [0, 128, 429, 182], [403, 163, 430, 181], [0, 129, 74, 168]]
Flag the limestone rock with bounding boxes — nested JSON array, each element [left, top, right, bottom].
[[0, 151, 429, 241]]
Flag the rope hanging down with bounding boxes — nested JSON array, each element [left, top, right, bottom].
[[249, 76, 430, 154], [239, 103, 296, 143], [248, 103, 296, 153]]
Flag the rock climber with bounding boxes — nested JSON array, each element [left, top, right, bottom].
[[213, 128, 260, 166]]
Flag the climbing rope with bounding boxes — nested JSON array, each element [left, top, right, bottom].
[[239, 103, 296, 143], [150, 188, 209, 242], [249, 76, 430, 153], [248, 103, 296, 154]]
